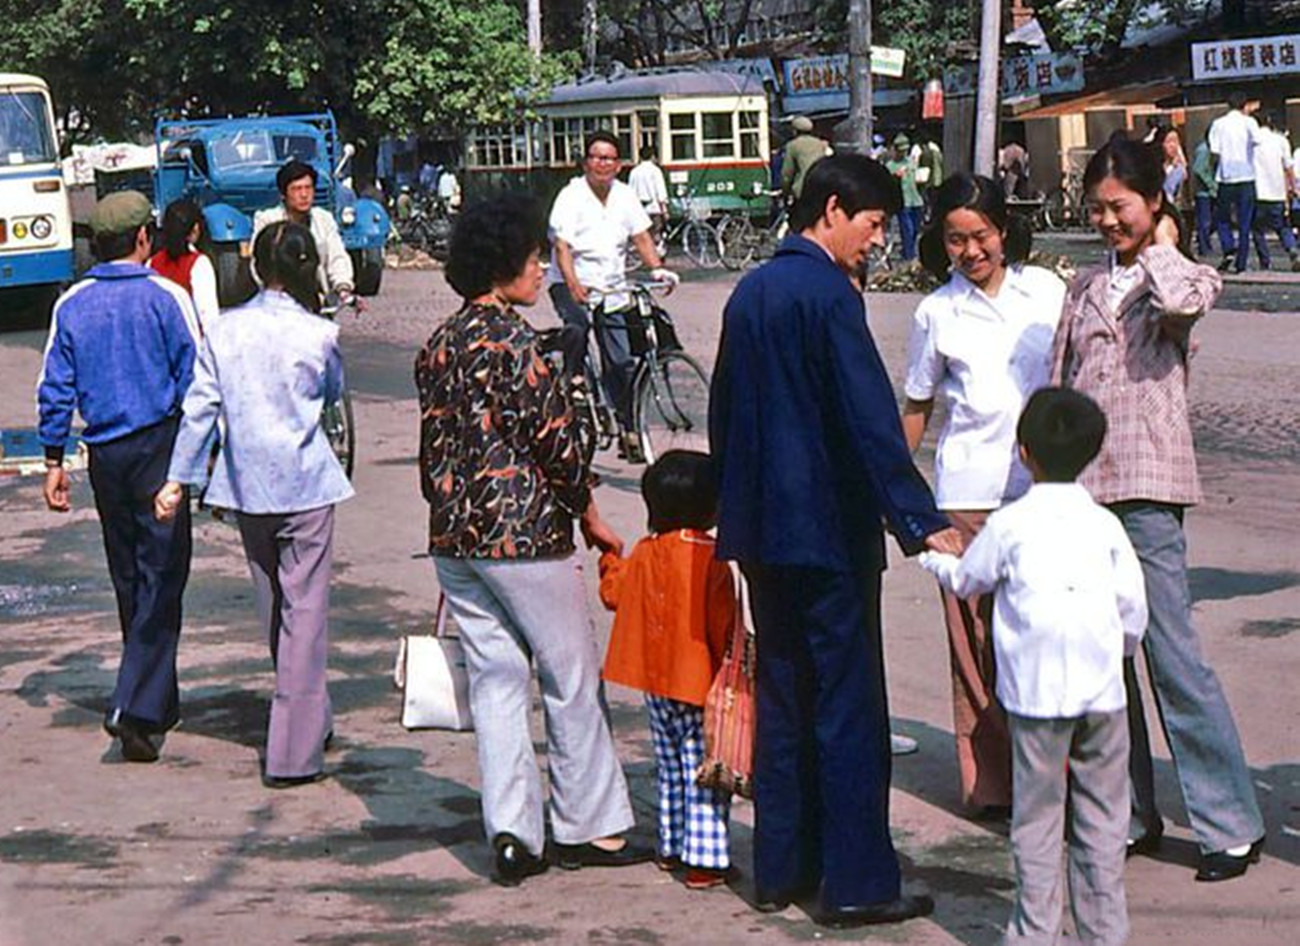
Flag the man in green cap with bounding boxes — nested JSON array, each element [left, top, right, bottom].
[[37, 190, 201, 763], [781, 115, 832, 202], [885, 134, 924, 262]]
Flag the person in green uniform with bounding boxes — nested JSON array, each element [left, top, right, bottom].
[[886, 133, 924, 261], [780, 115, 832, 202]]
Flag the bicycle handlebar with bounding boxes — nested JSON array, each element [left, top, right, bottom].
[[585, 280, 675, 304]]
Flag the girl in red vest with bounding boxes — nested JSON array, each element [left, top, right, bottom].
[[149, 199, 219, 332]]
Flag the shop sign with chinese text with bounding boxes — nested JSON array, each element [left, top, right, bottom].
[[1191, 34, 1300, 81]]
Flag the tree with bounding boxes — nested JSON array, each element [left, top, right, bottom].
[[0, 0, 572, 147], [1031, 1, 1216, 56], [816, 0, 980, 81]]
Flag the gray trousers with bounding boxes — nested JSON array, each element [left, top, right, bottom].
[[434, 553, 634, 857], [1005, 711, 1129, 946], [1111, 502, 1264, 853], [236, 505, 335, 779]]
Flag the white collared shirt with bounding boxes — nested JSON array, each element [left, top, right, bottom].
[[1208, 109, 1264, 184], [1252, 128, 1291, 201], [904, 264, 1066, 509], [920, 483, 1148, 719], [548, 176, 652, 302], [628, 160, 668, 214]]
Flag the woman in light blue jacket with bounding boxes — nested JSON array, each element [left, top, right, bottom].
[[156, 221, 354, 788]]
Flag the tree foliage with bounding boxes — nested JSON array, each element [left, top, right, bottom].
[[814, 0, 980, 79], [1031, 1, 1216, 56], [0, 0, 571, 147]]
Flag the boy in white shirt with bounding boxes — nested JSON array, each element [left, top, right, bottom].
[[921, 387, 1148, 946]]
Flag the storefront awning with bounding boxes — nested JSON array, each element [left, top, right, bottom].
[[1013, 79, 1181, 119]]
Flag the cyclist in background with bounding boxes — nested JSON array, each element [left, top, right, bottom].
[[548, 131, 677, 459], [253, 160, 356, 306]]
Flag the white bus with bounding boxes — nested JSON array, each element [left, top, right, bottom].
[[0, 73, 73, 313]]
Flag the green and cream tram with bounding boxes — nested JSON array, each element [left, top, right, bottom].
[[463, 70, 772, 218]]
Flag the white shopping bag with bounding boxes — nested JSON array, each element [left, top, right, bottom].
[[393, 595, 474, 731]]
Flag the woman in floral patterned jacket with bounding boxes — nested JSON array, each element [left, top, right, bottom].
[[414, 194, 652, 887]]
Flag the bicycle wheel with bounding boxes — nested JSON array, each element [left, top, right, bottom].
[[681, 220, 722, 268], [634, 351, 711, 464], [718, 216, 757, 270], [321, 389, 356, 478], [1042, 188, 1067, 231]]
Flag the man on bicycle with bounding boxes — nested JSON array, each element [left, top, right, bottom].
[[548, 131, 677, 459], [253, 159, 357, 306]]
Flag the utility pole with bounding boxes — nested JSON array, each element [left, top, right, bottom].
[[973, 0, 1002, 176], [585, 0, 599, 72], [834, 0, 872, 155], [527, 0, 542, 54]]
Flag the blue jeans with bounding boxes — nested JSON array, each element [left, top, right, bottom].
[[1251, 200, 1297, 268], [1109, 502, 1264, 854], [898, 207, 921, 262], [1194, 193, 1216, 258], [1215, 181, 1256, 272]]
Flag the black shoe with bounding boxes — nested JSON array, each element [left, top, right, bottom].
[[1217, 256, 1235, 272], [1126, 823, 1164, 859], [553, 838, 655, 870], [261, 771, 328, 790], [323, 730, 336, 752], [104, 711, 159, 763], [1195, 837, 1265, 882], [815, 893, 935, 928], [492, 833, 548, 887], [753, 881, 817, 913]]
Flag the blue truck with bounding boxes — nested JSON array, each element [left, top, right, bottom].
[[153, 112, 389, 305]]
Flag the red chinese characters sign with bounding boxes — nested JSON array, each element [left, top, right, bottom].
[[1191, 34, 1300, 81]]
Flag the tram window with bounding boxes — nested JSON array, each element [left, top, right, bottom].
[[670, 113, 696, 161], [701, 112, 735, 159], [614, 114, 633, 162], [636, 110, 659, 157], [740, 111, 762, 159], [468, 125, 527, 168]]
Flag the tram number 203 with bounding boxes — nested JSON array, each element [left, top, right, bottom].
[[703, 180, 736, 193]]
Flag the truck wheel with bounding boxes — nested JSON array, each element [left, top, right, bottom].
[[213, 244, 256, 308], [352, 248, 384, 296]]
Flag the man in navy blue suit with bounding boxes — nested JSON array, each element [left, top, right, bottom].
[[710, 154, 962, 928]]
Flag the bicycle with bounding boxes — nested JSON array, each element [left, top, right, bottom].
[[577, 282, 711, 465], [716, 191, 788, 270], [318, 294, 358, 478], [1041, 149, 1094, 231], [625, 199, 723, 271]]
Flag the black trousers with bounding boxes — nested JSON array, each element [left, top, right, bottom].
[[548, 283, 636, 427], [743, 560, 901, 908], [88, 416, 191, 731]]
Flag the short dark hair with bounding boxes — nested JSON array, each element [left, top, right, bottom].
[[919, 172, 1033, 279], [93, 225, 148, 263], [639, 144, 656, 161], [641, 450, 718, 533], [444, 193, 546, 299], [1256, 109, 1276, 130], [584, 131, 621, 159], [276, 159, 318, 195], [1227, 90, 1249, 111], [1016, 387, 1107, 482], [159, 198, 204, 260], [253, 220, 321, 312], [790, 154, 901, 232]]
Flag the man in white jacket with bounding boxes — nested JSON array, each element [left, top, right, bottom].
[[253, 159, 355, 301]]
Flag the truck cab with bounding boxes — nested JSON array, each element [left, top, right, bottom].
[[154, 112, 388, 305]]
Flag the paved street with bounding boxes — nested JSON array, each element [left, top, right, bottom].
[[0, 268, 1297, 945]]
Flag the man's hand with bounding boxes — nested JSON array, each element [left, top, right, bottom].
[[580, 501, 623, 556], [43, 467, 70, 512], [569, 282, 591, 307], [154, 482, 185, 522], [649, 267, 679, 295], [924, 526, 964, 556]]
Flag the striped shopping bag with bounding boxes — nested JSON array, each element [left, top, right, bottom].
[[695, 587, 755, 799]]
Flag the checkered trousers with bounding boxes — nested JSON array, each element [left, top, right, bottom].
[[645, 694, 731, 869]]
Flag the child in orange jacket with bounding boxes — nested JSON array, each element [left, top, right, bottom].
[[600, 450, 736, 889]]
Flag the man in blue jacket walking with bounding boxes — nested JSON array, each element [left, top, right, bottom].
[[710, 155, 962, 927], [38, 190, 200, 763]]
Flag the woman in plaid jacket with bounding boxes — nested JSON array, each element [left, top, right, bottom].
[[1051, 134, 1265, 885]]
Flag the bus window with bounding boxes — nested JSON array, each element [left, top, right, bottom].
[[740, 111, 762, 159], [0, 90, 57, 165], [701, 112, 735, 159], [670, 114, 697, 161]]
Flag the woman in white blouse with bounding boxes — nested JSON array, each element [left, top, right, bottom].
[[902, 173, 1066, 816]]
